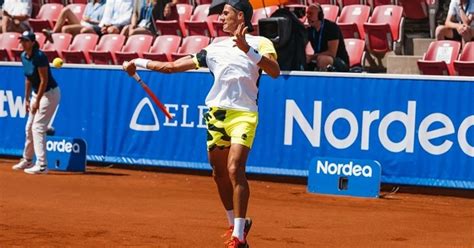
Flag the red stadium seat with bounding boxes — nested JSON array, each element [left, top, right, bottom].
[[337, 5, 370, 39], [338, 0, 364, 7], [89, 34, 126, 65], [62, 33, 99, 64], [212, 21, 227, 37], [155, 3, 193, 37], [321, 4, 339, 22], [307, 0, 334, 5], [363, 5, 404, 55], [171, 35, 210, 61], [115, 35, 154, 65], [29, 4, 64, 32], [0, 33, 20, 61], [42, 33, 73, 62], [12, 32, 47, 61], [251, 6, 279, 34], [185, 4, 218, 37], [368, 0, 393, 8], [417, 40, 461, 76], [43, 0, 64, 3], [454, 42, 474, 76], [69, 0, 88, 3], [143, 35, 182, 62], [398, 0, 428, 20], [67, 3, 87, 21], [196, 0, 212, 4], [344, 38, 365, 67]]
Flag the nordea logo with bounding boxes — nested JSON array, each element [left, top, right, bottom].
[[316, 159, 372, 177], [46, 140, 81, 153]]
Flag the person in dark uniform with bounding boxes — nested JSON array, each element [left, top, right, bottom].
[[306, 3, 349, 72], [11, 31, 61, 175]]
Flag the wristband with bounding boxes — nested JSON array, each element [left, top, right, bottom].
[[246, 47, 263, 64], [133, 58, 151, 68]]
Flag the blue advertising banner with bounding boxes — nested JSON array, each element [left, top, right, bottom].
[[0, 63, 473, 189]]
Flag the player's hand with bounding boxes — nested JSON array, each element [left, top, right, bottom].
[[233, 23, 250, 53], [31, 101, 39, 115], [123, 61, 136, 76], [25, 100, 30, 113]]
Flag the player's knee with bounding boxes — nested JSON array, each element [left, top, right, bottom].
[[32, 123, 46, 134]]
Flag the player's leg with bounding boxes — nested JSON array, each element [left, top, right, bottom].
[[25, 88, 60, 174], [12, 97, 35, 170]]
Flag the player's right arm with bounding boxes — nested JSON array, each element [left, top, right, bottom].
[[24, 78, 31, 112], [125, 56, 199, 75]]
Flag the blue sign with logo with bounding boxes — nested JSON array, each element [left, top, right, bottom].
[[0, 63, 472, 189], [308, 157, 381, 198], [46, 136, 86, 172]]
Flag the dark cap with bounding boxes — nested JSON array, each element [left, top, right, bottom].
[[18, 30, 36, 42], [209, 0, 254, 32]]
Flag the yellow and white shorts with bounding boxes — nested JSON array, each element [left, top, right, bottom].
[[204, 107, 258, 151]]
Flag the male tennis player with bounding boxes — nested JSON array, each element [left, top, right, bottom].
[[123, 0, 280, 246]]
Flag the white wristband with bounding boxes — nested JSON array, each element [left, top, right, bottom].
[[133, 58, 151, 68], [246, 48, 263, 64]]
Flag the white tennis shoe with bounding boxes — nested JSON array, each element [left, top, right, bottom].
[[24, 164, 48, 175], [12, 159, 33, 170]]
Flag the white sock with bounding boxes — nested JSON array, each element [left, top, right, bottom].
[[226, 210, 234, 226], [232, 218, 245, 242]]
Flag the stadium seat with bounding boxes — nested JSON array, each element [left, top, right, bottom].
[[42, 33, 73, 62], [363, 5, 404, 56], [69, 0, 88, 3], [12, 32, 47, 61], [398, 0, 428, 20], [321, 4, 339, 22], [344, 38, 365, 67], [212, 21, 227, 37], [337, 5, 370, 39], [89, 34, 126, 65], [196, 0, 212, 4], [43, 0, 64, 3], [185, 4, 218, 37], [0, 33, 20, 61], [251, 6, 279, 34], [155, 3, 193, 37], [171, 35, 210, 61], [368, 0, 394, 8], [338, 0, 364, 7], [29, 3, 64, 32], [307, 0, 334, 5], [62, 33, 99, 64], [417, 40, 461, 76], [143, 35, 182, 62], [115, 35, 154, 65], [67, 3, 87, 21], [454, 42, 474, 76]]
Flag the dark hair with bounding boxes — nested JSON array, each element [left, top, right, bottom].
[[32, 40, 40, 51]]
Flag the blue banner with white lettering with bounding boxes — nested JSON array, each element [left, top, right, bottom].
[[0, 63, 473, 189]]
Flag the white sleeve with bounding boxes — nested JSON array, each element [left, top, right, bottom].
[[99, 0, 113, 27], [447, 0, 459, 16], [112, 0, 133, 26]]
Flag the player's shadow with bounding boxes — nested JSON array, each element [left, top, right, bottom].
[[48, 170, 129, 176]]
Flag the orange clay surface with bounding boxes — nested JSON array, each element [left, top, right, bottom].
[[0, 158, 473, 248]]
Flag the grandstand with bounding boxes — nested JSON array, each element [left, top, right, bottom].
[[1, 0, 472, 75]]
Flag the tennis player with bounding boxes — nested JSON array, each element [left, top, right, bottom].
[[123, 0, 280, 246]]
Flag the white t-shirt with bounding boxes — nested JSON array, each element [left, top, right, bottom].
[[194, 35, 277, 112], [2, 0, 31, 17], [448, 0, 474, 26]]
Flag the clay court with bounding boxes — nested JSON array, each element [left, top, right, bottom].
[[0, 158, 473, 248]]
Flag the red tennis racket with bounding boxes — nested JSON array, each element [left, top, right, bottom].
[[132, 73, 173, 120]]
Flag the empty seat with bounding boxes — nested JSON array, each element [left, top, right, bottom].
[[115, 34, 154, 65], [344, 38, 365, 67], [398, 0, 428, 20], [29, 3, 64, 32], [171, 35, 210, 60], [338, 0, 364, 7], [143, 35, 182, 62], [62, 33, 99, 64], [251, 6, 279, 34], [185, 4, 218, 37], [12, 32, 47, 61], [0, 33, 21, 61], [212, 21, 227, 37], [155, 3, 193, 37], [321, 4, 339, 22], [368, 0, 393, 8], [42, 33, 73, 62], [417, 40, 461, 76], [307, 0, 334, 5], [89, 34, 126, 65], [454, 42, 474, 76], [363, 5, 404, 56], [337, 5, 370, 39]]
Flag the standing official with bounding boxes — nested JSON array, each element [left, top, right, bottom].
[[12, 31, 61, 175]]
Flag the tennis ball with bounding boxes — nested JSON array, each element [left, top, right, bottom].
[[52, 57, 63, 68]]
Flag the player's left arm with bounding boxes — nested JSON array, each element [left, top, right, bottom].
[[234, 24, 280, 78]]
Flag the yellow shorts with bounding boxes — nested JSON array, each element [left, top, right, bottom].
[[204, 107, 258, 151]]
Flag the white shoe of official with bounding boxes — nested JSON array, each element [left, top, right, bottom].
[[12, 159, 33, 170], [24, 164, 48, 175]]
